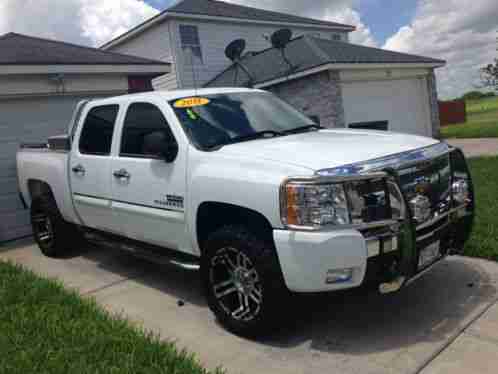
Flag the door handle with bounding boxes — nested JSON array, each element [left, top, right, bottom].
[[72, 164, 85, 175], [113, 169, 131, 179]]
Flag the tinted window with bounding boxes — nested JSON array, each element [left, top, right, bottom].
[[120, 103, 176, 158], [170, 92, 314, 150], [79, 105, 119, 155]]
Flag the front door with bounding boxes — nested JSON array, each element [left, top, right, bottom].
[[110, 101, 189, 252], [70, 104, 120, 233]]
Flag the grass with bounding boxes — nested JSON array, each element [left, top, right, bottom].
[[441, 97, 498, 139], [464, 156, 498, 261], [0, 261, 221, 374]]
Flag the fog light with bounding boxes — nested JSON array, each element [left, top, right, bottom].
[[452, 179, 469, 204], [326, 268, 353, 284]]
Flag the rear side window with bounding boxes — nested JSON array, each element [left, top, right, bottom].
[[120, 102, 176, 158], [79, 105, 119, 155]]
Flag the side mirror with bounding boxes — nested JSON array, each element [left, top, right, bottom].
[[143, 131, 178, 163], [162, 141, 179, 163]]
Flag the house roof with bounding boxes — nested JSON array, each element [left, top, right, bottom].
[[101, 0, 355, 49], [205, 35, 446, 88], [0, 32, 170, 66], [168, 0, 355, 29]]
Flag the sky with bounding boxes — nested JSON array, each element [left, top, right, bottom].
[[0, 0, 496, 99]]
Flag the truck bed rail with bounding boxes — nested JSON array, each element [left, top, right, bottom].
[[20, 143, 48, 149]]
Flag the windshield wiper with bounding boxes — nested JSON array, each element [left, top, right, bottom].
[[282, 124, 324, 135], [225, 130, 283, 145]]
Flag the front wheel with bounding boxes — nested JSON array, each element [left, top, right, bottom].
[[201, 225, 289, 337]]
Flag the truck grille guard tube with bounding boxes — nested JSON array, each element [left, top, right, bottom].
[[281, 142, 475, 286]]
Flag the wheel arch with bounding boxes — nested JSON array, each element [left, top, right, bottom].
[[195, 201, 275, 254], [27, 179, 54, 202]]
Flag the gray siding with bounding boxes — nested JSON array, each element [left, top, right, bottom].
[[267, 70, 345, 128], [108, 21, 178, 91], [172, 18, 349, 88], [107, 16, 348, 91]]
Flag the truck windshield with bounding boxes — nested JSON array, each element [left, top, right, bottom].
[[169, 92, 316, 150]]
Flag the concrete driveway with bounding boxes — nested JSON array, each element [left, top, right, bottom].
[[1, 239, 498, 374]]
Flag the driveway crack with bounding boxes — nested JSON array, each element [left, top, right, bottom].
[[413, 296, 498, 374]]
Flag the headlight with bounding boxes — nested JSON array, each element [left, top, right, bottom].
[[281, 182, 350, 229], [281, 175, 393, 230]]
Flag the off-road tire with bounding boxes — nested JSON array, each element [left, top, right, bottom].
[[201, 225, 289, 337], [31, 195, 81, 258]]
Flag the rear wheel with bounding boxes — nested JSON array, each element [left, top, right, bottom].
[[31, 195, 80, 257], [201, 225, 289, 337]]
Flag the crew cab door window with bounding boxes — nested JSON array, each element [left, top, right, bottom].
[[79, 105, 119, 156], [70, 104, 120, 233], [110, 101, 188, 252], [120, 102, 177, 158]]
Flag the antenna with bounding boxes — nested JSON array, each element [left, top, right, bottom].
[[270, 28, 294, 71], [225, 39, 254, 87]]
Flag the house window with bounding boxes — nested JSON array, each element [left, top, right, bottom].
[[179, 25, 203, 65]]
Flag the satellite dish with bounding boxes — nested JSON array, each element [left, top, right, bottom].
[[271, 28, 292, 49], [225, 39, 246, 61]]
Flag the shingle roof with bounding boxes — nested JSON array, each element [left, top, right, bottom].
[[0, 32, 169, 66], [168, 0, 355, 29], [205, 35, 446, 87], [101, 0, 355, 49]]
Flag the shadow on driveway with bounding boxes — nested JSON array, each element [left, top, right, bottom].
[[78, 243, 496, 356]]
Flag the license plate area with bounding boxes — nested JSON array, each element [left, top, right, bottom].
[[418, 240, 441, 270]]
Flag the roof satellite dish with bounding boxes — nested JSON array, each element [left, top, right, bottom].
[[271, 28, 292, 50], [270, 28, 294, 71], [225, 39, 246, 61], [224, 38, 254, 87]]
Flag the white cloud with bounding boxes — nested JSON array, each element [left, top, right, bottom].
[[384, 0, 498, 99], [0, 0, 158, 47], [226, 0, 378, 46]]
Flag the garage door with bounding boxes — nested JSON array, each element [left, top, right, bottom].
[[342, 78, 431, 136], [0, 95, 93, 242]]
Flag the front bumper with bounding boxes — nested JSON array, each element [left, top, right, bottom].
[[273, 204, 471, 293]]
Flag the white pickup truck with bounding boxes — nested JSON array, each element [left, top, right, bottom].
[[17, 87, 474, 336]]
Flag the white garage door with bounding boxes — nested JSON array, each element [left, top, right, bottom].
[[0, 95, 94, 242], [342, 78, 431, 136]]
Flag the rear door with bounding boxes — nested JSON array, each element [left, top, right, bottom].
[[70, 104, 121, 233], [109, 100, 189, 252]]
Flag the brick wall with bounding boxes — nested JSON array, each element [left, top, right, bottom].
[[266, 70, 345, 128]]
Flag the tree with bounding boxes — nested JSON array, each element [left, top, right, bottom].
[[480, 59, 498, 89]]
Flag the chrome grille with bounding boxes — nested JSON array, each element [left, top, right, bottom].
[[398, 154, 452, 226]]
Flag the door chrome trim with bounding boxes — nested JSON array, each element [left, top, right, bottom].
[[73, 193, 111, 208], [112, 200, 184, 223]]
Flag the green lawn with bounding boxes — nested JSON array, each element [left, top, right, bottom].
[[464, 156, 498, 261], [441, 97, 498, 139], [0, 261, 221, 374]]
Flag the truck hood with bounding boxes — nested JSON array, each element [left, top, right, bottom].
[[218, 129, 440, 171]]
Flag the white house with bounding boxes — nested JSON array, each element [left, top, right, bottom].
[[102, 0, 445, 139], [0, 32, 169, 242]]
